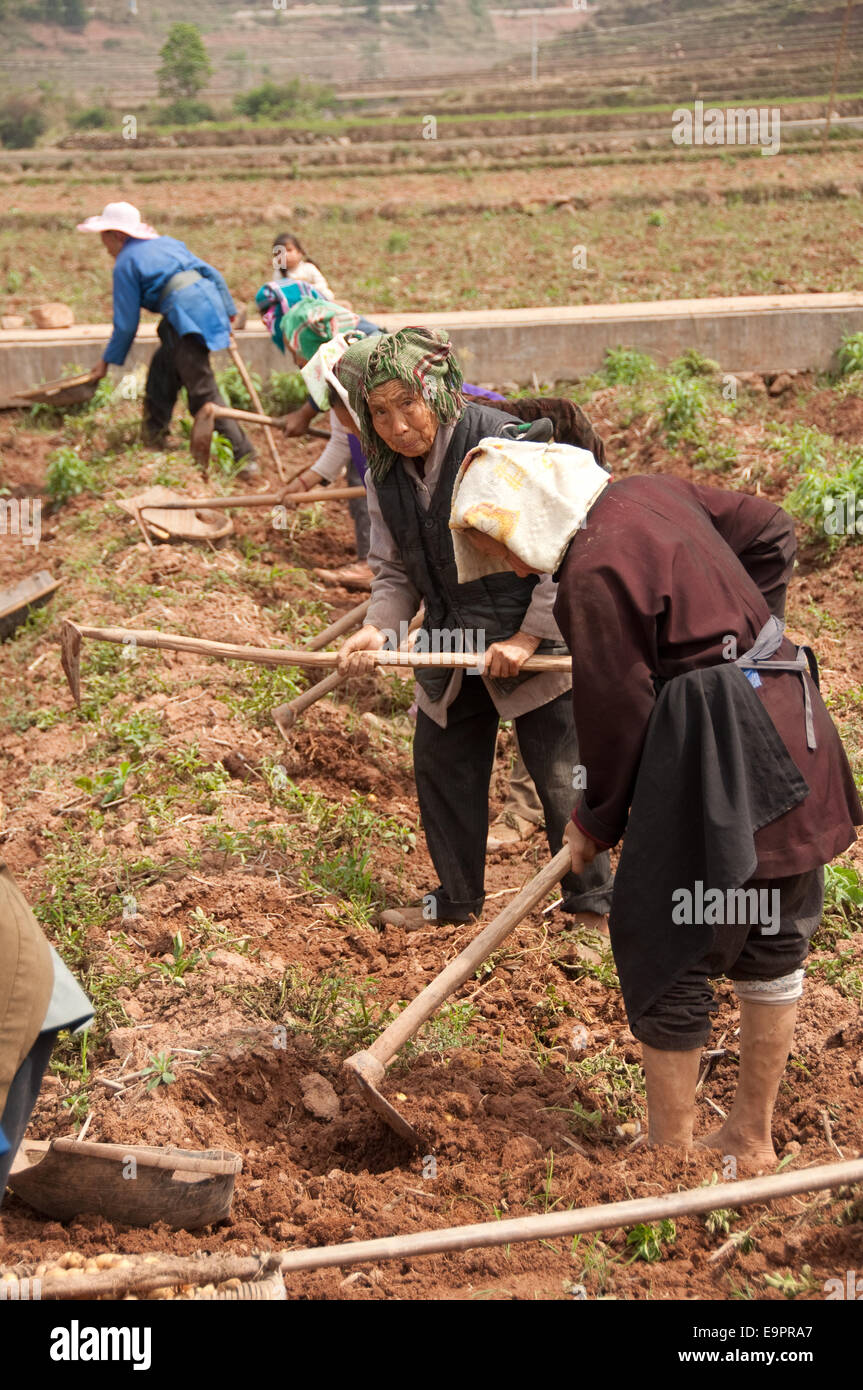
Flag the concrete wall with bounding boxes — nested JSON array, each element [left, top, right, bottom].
[[2, 293, 863, 407]]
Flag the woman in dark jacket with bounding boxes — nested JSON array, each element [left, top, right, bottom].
[[335, 328, 613, 932], [450, 438, 861, 1169]]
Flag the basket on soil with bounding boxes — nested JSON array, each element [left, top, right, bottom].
[[11, 370, 101, 408], [8, 1138, 242, 1230]]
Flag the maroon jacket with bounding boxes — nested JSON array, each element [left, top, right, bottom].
[[554, 476, 861, 878]]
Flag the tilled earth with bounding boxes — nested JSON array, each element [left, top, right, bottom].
[[0, 372, 861, 1300]]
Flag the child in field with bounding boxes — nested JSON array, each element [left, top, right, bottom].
[[272, 232, 333, 299]]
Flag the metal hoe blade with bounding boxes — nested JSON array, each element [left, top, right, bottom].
[[344, 1052, 424, 1147]]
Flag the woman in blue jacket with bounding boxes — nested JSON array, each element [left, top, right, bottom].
[[78, 200, 255, 470]]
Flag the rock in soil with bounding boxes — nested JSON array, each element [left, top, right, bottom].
[[300, 1072, 341, 1122]]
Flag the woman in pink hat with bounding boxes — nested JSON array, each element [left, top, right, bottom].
[[78, 201, 255, 473]]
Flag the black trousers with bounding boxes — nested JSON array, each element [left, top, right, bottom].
[[633, 868, 823, 1051], [0, 1030, 56, 1199], [413, 677, 614, 920], [143, 319, 254, 461]]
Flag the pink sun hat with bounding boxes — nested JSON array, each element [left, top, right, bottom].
[[76, 201, 159, 239]]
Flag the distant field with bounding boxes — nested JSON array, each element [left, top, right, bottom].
[[1, 145, 860, 322]]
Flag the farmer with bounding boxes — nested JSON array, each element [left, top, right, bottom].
[[449, 440, 862, 1167], [257, 288, 383, 588], [0, 865, 93, 1198], [334, 327, 614, 931], [77, 201, 256, 471]]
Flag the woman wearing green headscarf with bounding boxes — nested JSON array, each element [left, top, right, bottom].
[[335, 327, 614, 932]]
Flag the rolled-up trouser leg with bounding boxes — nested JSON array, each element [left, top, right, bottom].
[[0, 1030, 57, 1199], [514, 690, 614, 915], [347, 458, 370, 560], [413, 677, 500, 920], [632, 867, 823, 1051]]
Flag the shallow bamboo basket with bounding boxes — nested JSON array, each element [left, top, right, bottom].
[[8, 1138, 242, 1230]]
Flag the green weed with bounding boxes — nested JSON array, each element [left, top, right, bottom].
[[46, 445, 94, 503], [602, 346, 655, 386], [625, 1219, 676, 1263]]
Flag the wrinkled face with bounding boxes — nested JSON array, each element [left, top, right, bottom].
[[366, 380, 438, 458], [464, 527, 538, 579], [273, 242, 302, 272]]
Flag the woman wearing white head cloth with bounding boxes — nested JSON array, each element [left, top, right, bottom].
[[451, 440, 861, 1169]]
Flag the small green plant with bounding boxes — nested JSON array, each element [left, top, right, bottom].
[[210, 432, 243, 481], [808, 950, 862, 1001], [188, 905, 253, 955], [215, 363, 261, 411], [775, 423, 832, 471], [693, 437, 738, 473], [261, 370, 308, 415], [625, 1219, 676, 1262], [705, 1207, 737, 1237], [571, 1045, 645, 1120], [602, 346, 655, 386], [46, 445, 94, 503], [647, 209, 665, 227], [142, 1051, 177, 1091], [386, 230, 410, 253], [108, 709, 163, 755], [150, 931, 209, 985], [671, 348, 719, 378], [406, 1001, 479, 1058], [823, 863, 863, 923], [763, 1265, 818, 1298], [786, 450, 863, 548], [662, 373, 706, 437], [245, 965, 396, 1052], [837, 331, 863, 377], [52, 1031, 92, 1125], [74, 760, 136, 807]]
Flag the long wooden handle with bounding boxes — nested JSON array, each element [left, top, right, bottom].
[[208, 403, 329, 441], [229, 337, 286, 482], [367, 846, 572, 1068], [305, 599, 370, 652], [274, 671, 344, 737], [36, 1157, 863, 1298], [143, 486, 364, 511], [67, 623, 571, 673]]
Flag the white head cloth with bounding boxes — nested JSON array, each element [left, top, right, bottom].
[[300, 334, 362, 425], [449, 436, 610, 581]]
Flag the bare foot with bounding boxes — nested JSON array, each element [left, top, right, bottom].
[[696, 1123, 777, 1170]]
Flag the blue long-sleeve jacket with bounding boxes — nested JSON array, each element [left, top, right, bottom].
[[103, 235, 236, 366]]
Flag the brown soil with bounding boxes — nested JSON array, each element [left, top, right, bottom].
[[0, 383, 861, 1302]]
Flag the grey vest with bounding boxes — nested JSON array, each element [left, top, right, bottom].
[[375, 403, 555, 701]]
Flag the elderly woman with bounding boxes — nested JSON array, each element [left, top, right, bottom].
[[449, 438, 862, 1167], [335, 327, 614, 931]]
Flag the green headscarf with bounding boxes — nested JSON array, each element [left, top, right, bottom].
[[281, 297, 360, 361], [333, 326, 465, 483]]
